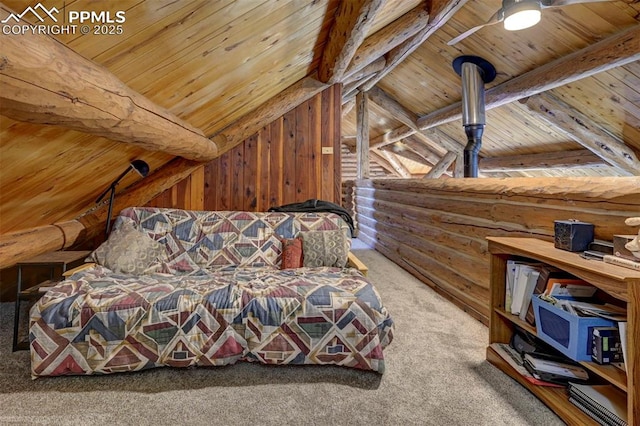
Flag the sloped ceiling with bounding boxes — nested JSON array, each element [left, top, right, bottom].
[[1, 0, 639, 233]]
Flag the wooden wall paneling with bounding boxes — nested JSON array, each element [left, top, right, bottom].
[[145, 86, 341, 212], [189, 166, 205, 211], [269, 119, 284, 208], [244, 134, 259, 210], [257, 126, 272, 211], [230, 144, 244, 211], [310, 92, 323, 199], [333, 84, 343, 203], [217, 150, 232, 211], [295, 100, 311, 200], [283, 109, 298, 204], [203, 162, 218, 211], [321, 83, 335, 201], [354, 177, 640, 325]]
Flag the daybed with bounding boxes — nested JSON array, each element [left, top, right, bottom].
[[29, 207, 394, 377]]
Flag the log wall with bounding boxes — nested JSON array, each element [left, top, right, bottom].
[[350, 177, 640, 324], [147, 85, 342, 211]]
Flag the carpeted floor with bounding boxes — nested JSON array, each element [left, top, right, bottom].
[[0, 241, 562, 425]]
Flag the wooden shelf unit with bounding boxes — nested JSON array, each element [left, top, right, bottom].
[[487, 237, 639, 426]]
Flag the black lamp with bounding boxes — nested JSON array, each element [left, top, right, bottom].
[[96, 160, 150, 237]]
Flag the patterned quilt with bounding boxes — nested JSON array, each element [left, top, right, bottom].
[[30, 265, 394, 377]]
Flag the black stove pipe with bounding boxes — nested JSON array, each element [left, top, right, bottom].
[[452, 56, 496, 177], [464, 124, 484, 178]]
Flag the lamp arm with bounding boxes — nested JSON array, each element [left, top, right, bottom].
[[95, 164, 133, 203]]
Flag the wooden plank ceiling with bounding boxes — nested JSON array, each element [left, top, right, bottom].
[[1, 0, 639, 233]]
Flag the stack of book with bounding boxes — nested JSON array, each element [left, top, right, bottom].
[[568, 383, 627, 426], [505, 261, 594, 326]]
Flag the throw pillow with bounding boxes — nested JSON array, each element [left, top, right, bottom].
[[300, 230, 350, 268], [86, 222, 166, 274], [280, 237, 303, 269]]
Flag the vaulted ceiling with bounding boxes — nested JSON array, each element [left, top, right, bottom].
[[1, 0, 639, 232]]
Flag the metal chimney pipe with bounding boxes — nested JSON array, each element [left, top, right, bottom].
[[453, 56, 496, 177]]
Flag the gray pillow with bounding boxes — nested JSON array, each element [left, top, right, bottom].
[[300, 230, 350, 268], [86, 222, 165, 274]]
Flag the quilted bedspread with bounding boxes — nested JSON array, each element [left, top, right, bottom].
[[30, 265, 394, 377]]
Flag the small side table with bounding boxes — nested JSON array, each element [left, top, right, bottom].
[[12, 250, 91, 351]]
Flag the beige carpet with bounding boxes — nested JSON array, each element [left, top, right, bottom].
[[0, 241, 562, 425]]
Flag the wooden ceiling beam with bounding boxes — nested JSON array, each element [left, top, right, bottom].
[[367, 85, 418, 129], [403, 135, 444, 164], [369, 150, 401, 177], [318, 0, 385, 84], [367, 85, 461, 157], [360, 0, 468, 92], [380, 142, 434, 166], [343, 3, 430, 81], [479, 149, 606, 172], [0, 8, 222, 161], [377, 150, 412, 178], [342, 57, 386, 85], [424, 151, 457, 178], [522, 92, 640, 175], [417, 24, 640, 130]]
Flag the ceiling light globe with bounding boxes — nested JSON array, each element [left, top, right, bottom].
[[504, 9, 541, 31]]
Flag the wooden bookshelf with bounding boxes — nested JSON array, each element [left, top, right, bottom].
[[487, 237, 640, 426]]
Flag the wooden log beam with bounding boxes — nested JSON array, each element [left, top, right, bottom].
[[367, 85, 418, 129], [417, 25, 640, 130], [318, 0, 385, 84], [380, 142, 435, 166], [342, 57, 386, 85], [366, 85, 462, 156], [343, 3, 429, 81], [342, 98, 356, 116], [370, 150, 401, 177], [0, 157, 201, 269], [356, 91, 370, 179], [211, 75, 328, 155], [378, 150, 411, 178], [0, 6, 221, 162], [479, 149, 606, 172], [361, 0, 468, 92], [403, 136, 444, 164], [370, 126, 415, 148], [523, 92, 640, 175], [424, 151, 457, 178], [454, 152, 464, 178]]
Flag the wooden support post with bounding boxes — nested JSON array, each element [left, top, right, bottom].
[[356, 91, 370, 179]]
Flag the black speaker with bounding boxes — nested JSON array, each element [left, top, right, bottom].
[[554, 220, 594, 252]]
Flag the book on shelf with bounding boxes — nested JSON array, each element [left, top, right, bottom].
[[489, 343, 563, 388], [510, 263, 543, 315], [518, 270, 540, 322], [603, 255, 640, 271], [618, 322, 627, 373], [523, 265, 572, 325], [568, 383, 627, 426], [544, 277, 596, 298]]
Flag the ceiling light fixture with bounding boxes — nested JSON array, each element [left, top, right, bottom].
[[503, 0, 542, 31]]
